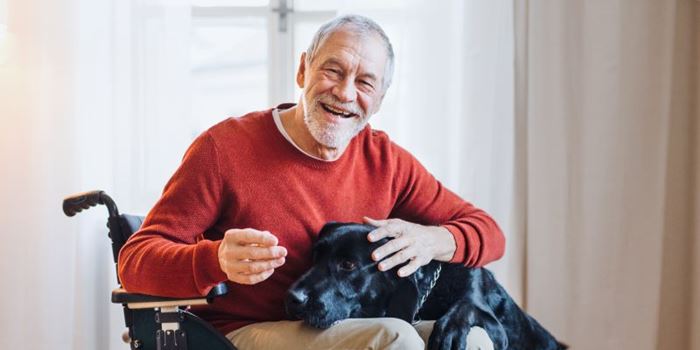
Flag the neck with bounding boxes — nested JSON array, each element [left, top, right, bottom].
[[278, 105, 349, 161]]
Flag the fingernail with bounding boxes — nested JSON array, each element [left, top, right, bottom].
[[367, 234, 375, 241], [378, 263, 386, 271]]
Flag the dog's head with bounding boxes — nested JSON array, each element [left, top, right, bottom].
[[284, 222, 428, 328]]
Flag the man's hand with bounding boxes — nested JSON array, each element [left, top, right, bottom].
[[364, 217, 456, 277], [218, 228, 287, 285]]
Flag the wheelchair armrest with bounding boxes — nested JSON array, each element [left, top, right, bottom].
[[112, 282, 228, 310]]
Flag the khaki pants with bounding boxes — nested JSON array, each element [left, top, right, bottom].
[[226, 318, 494, 350]]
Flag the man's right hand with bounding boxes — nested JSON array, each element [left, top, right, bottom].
[[217, 228, 287, 285]]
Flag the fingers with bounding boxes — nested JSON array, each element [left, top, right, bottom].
[[234, 269, 276, 285], [226, 245, 287, 260], [233, 257, 286, 274], [363, 216, 390, 227], [219, 257, 286, 285], [365, 218, 404, 242], [226, 228, 279, 246], [377, 245, 419, 273], [397, 257, 427, 277], [222, 228, 287, 259], [372, 236, 412, 262], [219, 228, 288, 285], [365, 217, 434, 277], [372, 235, 425, 275]]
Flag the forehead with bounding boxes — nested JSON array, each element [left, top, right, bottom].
[[313, 28, 388, 78]]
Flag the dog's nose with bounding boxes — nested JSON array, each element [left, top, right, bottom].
[[287, 289, 308, 306]]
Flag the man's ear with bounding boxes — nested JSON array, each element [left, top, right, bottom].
[[386, 274, 421, 323], [296, 52, 307, 88]]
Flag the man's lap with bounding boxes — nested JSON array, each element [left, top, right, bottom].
[[226, 318, 494, 350]]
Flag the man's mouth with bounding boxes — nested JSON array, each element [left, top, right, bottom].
[[320, 103, 357, 119]]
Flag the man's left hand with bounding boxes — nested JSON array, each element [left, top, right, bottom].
[[364, 217, 456, 277]]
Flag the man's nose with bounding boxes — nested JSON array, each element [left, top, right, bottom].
[[332, 78, 357, 103]]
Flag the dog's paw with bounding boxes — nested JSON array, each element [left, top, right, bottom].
[[428, 315, 473, 350], [465, 327, 494, 350], [428, 303, 506, 350]]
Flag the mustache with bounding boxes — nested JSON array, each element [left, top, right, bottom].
[[314, 94, 364, 117]]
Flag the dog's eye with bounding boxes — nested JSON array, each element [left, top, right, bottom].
[[338, 260, 357, 271]]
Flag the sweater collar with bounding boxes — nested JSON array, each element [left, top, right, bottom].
[[270, 103, 371, 167]]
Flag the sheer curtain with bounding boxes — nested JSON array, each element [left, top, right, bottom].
[[0, 1, 518, 349], [23, 1, 691, 349], [0, 0, 193, 349], [340, 0, 521, 298], [518, 0, 700, 349]]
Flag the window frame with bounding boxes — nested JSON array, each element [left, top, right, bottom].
[[190, 0, 335, 105]]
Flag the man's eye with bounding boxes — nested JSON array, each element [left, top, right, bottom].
[[339, 260, 357, 271]]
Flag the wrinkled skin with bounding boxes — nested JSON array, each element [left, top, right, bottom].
[[285, 223, 567, 350]]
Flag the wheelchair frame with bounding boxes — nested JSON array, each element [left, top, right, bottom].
[[63, 190, 237, 350]]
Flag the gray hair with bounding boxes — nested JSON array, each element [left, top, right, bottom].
[[305, 14, 395, 93]]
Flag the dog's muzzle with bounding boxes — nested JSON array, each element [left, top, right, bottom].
[[285, 288, 308, 319]]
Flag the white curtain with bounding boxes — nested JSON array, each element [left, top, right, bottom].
[[518, 0, 700, 349], [340, 0, 521, 299], [7, 0, 697, 349], [0, 0, 518, 348], [0, 0, 193, 349]]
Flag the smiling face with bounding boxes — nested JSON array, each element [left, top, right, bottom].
[[285, 223, 400, 329], [297, 27, 389, 149]]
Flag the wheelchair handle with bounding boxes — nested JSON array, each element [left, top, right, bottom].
[[62, 190, 120, 218]]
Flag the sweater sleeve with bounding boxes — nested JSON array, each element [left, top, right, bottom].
[[390, 146, 505, 267], [118, 131, 229, 297]]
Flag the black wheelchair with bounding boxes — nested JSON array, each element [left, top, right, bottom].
[[63, 190, 237, 350]]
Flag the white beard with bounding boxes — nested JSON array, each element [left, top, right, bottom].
[[302, 92, 370, 149]]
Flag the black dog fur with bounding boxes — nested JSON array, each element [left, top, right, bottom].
[[285, 223, 567, 350]]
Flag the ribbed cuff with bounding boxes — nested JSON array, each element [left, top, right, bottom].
[[193, 239, 228, 295], [443, 224, 466, 264]]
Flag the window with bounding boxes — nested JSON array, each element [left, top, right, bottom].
[[189, 0, 335, 131], [128, 0, 409, 208]]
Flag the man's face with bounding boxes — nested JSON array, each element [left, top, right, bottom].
[[297, 28, 388, 148]]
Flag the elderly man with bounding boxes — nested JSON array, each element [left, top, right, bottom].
[[118, 14, 504, 349]]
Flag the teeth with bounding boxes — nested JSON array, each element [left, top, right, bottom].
[[324, 104, 352, 117]]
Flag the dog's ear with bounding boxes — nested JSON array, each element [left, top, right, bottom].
[[385, 273, 422, 323]]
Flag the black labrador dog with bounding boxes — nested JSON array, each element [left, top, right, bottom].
[[285, 223, 566, 350]]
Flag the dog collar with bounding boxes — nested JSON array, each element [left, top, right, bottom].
[[412, 264, 442, 324]]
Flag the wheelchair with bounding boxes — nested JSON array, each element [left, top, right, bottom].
[[63, 190, 237, 350]]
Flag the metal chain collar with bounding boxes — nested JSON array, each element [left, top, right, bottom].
[[412, 264, 442, 324]]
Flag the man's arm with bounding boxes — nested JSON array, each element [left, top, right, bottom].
[[366, 144, 505, 276], [118, 132, 286, 297], [118, 132, 228, 297]]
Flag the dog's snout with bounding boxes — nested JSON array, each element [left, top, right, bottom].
[[288, 289, 309, 306]]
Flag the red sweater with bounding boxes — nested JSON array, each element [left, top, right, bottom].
[[118, 107, 505, 335]]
